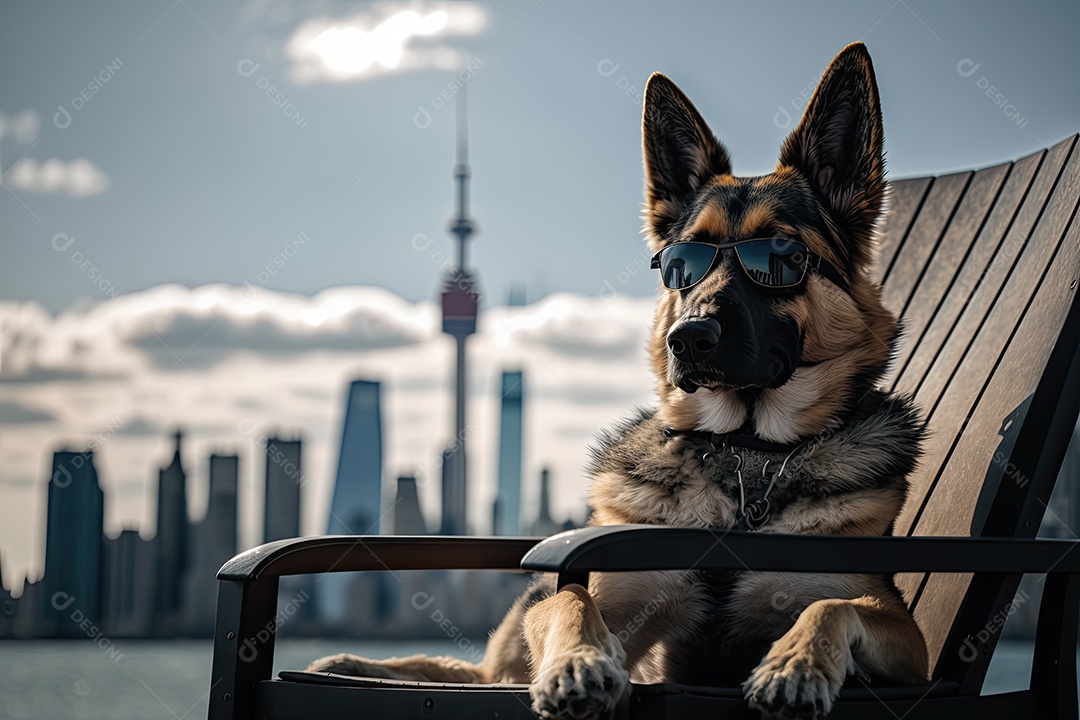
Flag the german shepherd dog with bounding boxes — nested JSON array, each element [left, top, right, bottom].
[[309, 42, 930, 719]]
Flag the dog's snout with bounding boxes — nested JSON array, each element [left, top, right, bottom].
[[667, 319, 722, 363]]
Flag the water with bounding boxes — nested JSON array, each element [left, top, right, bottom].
[[0, 639, 475, 720], [0, 638, 1053, 719]]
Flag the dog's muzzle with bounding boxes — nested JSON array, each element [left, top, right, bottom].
[[667, 318, 721, 364], [667, 312, 802, 392]]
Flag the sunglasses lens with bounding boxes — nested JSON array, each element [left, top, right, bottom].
[[656, 243, 718, 290], [735, 239, 808, 287]]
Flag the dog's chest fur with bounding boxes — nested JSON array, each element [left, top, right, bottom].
[[587, 390, 922, 535]]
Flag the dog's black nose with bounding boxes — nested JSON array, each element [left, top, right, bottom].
[[667, 319, 721, 362]]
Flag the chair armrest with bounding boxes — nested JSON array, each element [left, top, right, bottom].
[[209, 534, 543, 720], [520, 525, 1080, 577], [218, 535, 544, 581]]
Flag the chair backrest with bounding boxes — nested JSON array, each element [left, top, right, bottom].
[[874, 135, 1080, 689]]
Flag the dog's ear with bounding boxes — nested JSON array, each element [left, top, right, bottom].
[[643, 73, 732, 241], [778, 42, 884, 268]]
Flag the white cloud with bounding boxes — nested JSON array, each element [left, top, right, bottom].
[[286, 3, 486, 83], [487, 294, 651, 359], [0, 110, 41, 145], [0, 284, 658, 584], [5, 157, 110, 197]]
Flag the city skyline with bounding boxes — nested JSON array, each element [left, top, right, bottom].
[[0, 365, 576, 638]]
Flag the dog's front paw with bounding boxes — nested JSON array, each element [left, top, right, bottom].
[[530, 646, 629, 719], [742, 635, 847, 720]]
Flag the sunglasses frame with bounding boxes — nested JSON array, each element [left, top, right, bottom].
[[649, 238, 851, 294]]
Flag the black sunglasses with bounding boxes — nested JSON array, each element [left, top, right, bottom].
[[650, 238, 850, 293]]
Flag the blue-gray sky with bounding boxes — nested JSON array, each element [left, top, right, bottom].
[[3, 0, 1077, 313], [0, 0, 1078, 585]]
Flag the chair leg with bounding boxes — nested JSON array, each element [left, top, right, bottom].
[[208, 578, 280, 720], [1031, 572, 1079, 719]]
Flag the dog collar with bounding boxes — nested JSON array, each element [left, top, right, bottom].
[[662, 426, 804, 455], [663, 425, 806, 530]]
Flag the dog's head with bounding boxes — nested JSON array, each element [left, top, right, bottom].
[[644, 43, 898, 442]]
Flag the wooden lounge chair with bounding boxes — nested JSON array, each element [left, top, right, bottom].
[[207, 134, 1080, 719]]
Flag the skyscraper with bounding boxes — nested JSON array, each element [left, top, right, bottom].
[[264, 437, 302, 542], [494, 371, 524, 535], [320, 381, 384, 624], [103, 529, 152, 636], [393, 476, 428, 535], [205, 453, 239, 555], [529, 467, 562, 537], [40, 450, 104, 637], [186, 453, 239, 633], [439, 446, 456, 535], [328, 380, 383, 535], [154, 430, 189, 630], [328, 382, 384, 535]]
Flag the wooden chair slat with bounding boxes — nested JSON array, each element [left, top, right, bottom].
[[885, 163, 1011, 389], [910, 140, 1074, 417], [880, 172, 972, 315], [874, 176, 934, 284], [889, 150, 1045, 396]]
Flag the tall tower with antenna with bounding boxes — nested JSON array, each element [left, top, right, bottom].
[[439, 87, 478, 535]]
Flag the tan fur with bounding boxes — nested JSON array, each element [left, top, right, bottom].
[[743, 596, 927, 716], [736, 198, 782, 237], [483, 590, 539, 683], [766, 487, 906, 536], [589, 467, 739, 527], [305, 652, 487, 683], [685, 202, 732, 240], [523, 584, 630, 718]]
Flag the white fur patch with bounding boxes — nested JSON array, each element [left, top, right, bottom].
[[754, 364, 828, 442], [687, 389, 746, 432]]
